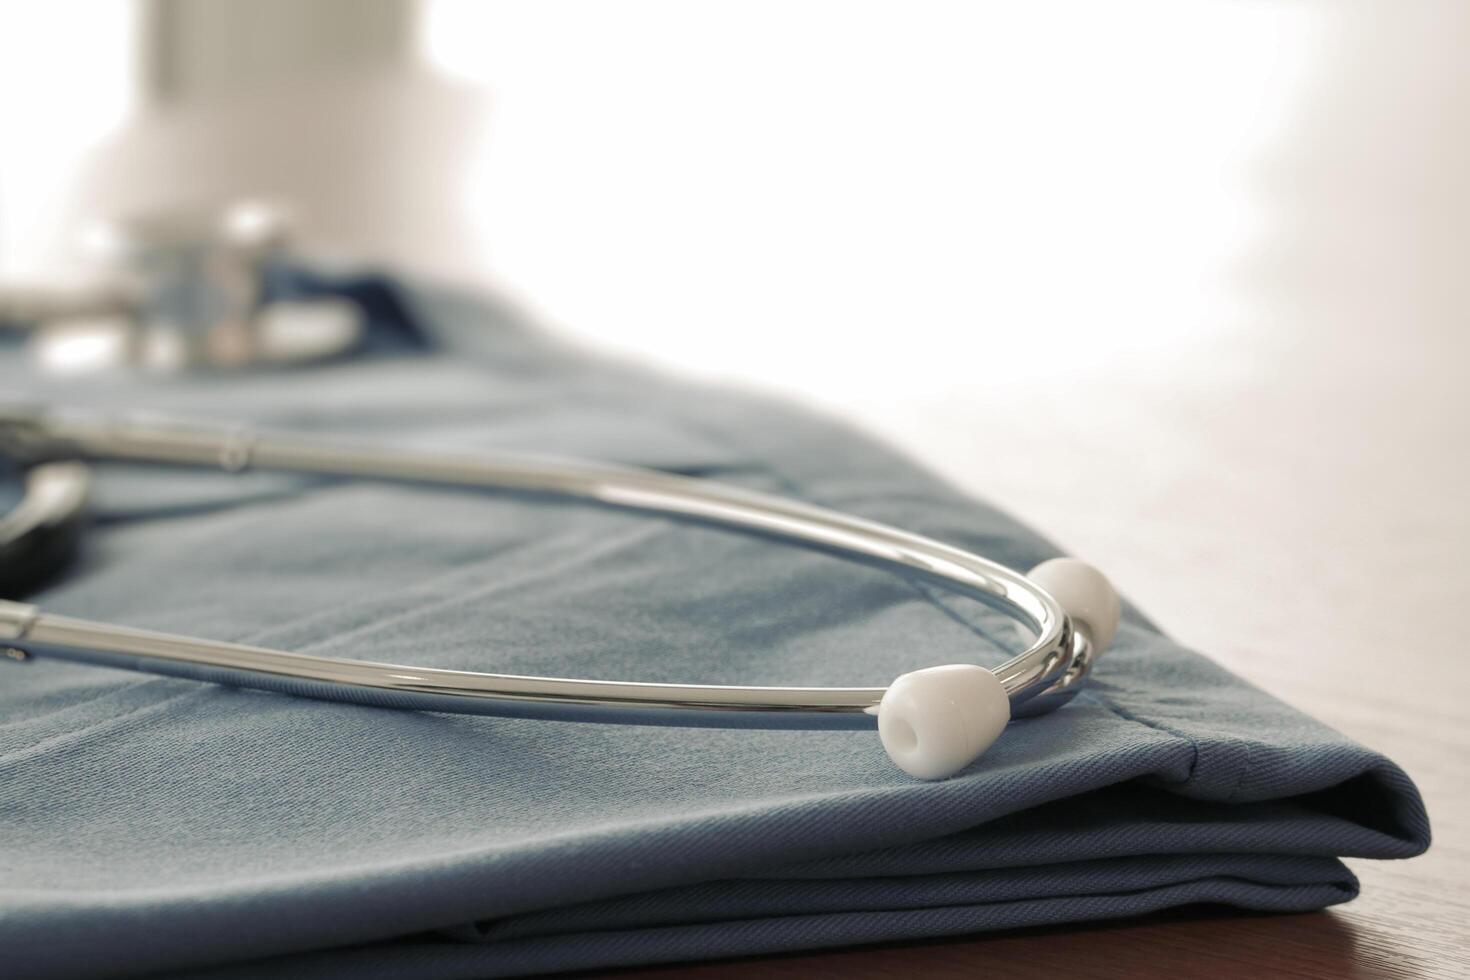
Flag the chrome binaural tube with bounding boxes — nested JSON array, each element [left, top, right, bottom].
[[0, 406, 1082, 727]]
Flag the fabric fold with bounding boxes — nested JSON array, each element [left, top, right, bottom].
[[0, 269, 1429, 979]]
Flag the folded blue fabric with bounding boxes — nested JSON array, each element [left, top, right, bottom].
[[0, 271, 1429, 979]]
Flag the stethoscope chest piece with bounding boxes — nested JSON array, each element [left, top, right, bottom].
[[1, 201, 365, 376]]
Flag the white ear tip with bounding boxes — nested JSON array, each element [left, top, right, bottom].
[[1028, 558, 1121, 655], [878, 664, 1010, 780]]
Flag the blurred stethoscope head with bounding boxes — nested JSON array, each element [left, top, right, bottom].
[[0, 199, 365, 375]]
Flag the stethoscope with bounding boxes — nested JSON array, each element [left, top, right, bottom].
[[0, 201, 369, 375], [0, 406, 1120, 780]]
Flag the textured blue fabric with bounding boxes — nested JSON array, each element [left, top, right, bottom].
[[0, 271, 1429, 979]]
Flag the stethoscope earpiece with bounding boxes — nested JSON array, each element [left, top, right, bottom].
[[879, 664, 1010, 780], [878, 560, 1120, 779], [1028, 558, 1122, 656]]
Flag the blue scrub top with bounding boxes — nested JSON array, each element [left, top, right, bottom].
[[0, 270, 1429, 979]]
